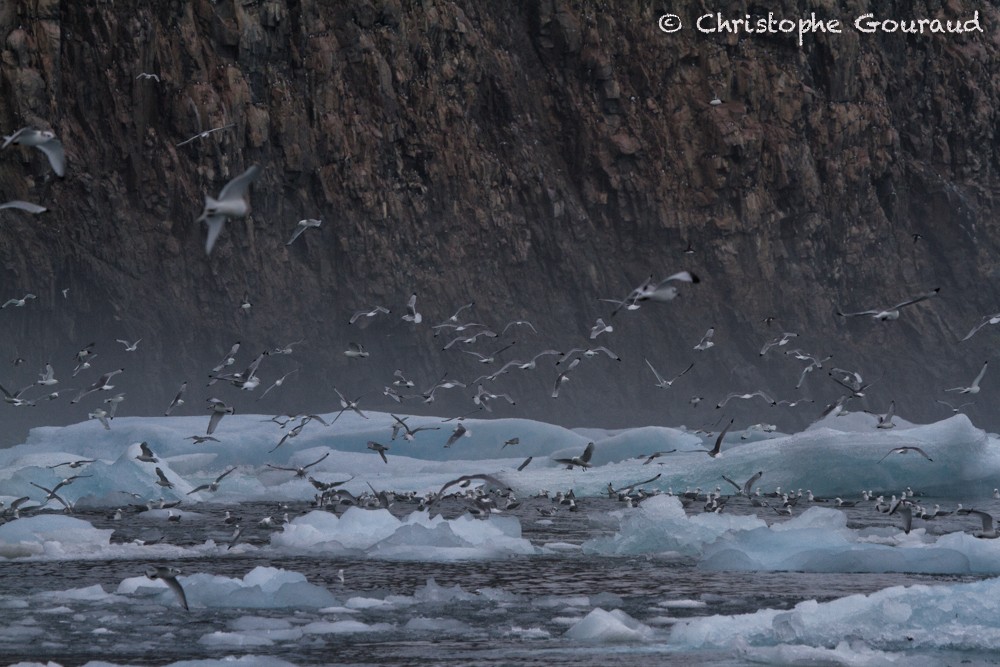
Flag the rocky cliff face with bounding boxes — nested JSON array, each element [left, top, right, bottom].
[[1, 0, 999, 445]]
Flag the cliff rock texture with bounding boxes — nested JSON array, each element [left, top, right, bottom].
[[1, 0, 999, 444]]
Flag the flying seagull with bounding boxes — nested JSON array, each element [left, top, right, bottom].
[[164, 382, 187, 415], [945, 361, 988, 394], [176, 122, 234, 147], [645, 359, 693, 389], [873, 401, 896, 429], [590, 318, 613, 339], [36, 363, 58, 386], [554, 442, 595, 469], [71, 369, 124, 404], [286, 218, 322, 245], [957, 508, 1000, 539], [2, 126, 66, 176], [691, 418, 734, 458], [266, 452, 330, 478], [258, 370, 298, 400], [116, 338, 142, 352], [343, 342, 370, 359], [835, 288, 941, 320], [135, 442, 159, 463], [693, 328, 715, 351], [609, 271, 700, 316], [935, 399, 975, 414], [0, 200, 46, 214], [877, 446, 933, 463], [715, 391, 776, 409], [2, 294, 36, 308], [350, 305, 390, 325], [206, 398, 235, 435], [722, 470, 763, 497], [145, 566, 189, 610], [196, 165, 261, 255], [960, 313, 1000, 342], [759, 332, 798, 356], [444, 423, 471, 448], [367, 440, 390, 464], [402, 293, 422, 323], [154, 467, 174, 489], [187, 467, 238, 494]]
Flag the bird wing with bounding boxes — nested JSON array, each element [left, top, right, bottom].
[[972, 361, 989, 388], [286, 226, 306, 245], [960, 314, 1000, 342], [0, 200, 47, 213], [890, 288, 940, 310], [305, 452, 330, 469], [835, 307, 880, 317], [743, 471, 764, 496], [217, 165, 261, 201], [162, 575, 189, 611], [710, 419, 734, 455], [37, 138, 66, 176], [215, 467, 238, 483], [207, 410, 224, 435], [579, 441, 595, 464], [645, 358, 665, 385], [202, 214, 227, 255], [671, 362, 695, 382], [437, 473, 510, 498], [721, 475, 742, 492]]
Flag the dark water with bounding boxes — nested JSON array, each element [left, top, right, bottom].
[[1, 496, 997, 666]]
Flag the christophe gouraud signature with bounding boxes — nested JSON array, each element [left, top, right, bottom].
[[657, 11, 983, 46]]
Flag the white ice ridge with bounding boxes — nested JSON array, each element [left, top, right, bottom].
[[670, 575, 1000, 653], [583, 496, 1000, 575], [0, 508, 536, 562], [272, 506, 538, 560], [0, 411, 999, 504]]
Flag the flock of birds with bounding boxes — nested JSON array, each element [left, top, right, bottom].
[[4, 116, 1000, 612]]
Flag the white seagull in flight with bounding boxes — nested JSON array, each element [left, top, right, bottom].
[[2, 126, 66, 176], [196, 165, 261, 255], [836, 288, 940, 320], [286, 218, 322, 245], [945, 361, 988, 394]]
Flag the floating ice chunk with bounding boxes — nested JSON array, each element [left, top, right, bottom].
[[198, 631, 274, 647], [403, 616, 471, 633], [118, 566, 337, 609], [164, 658, 300, 667], [699, 506, 988, 574], [582, 495, 766, 556], [273, 507, 536, 560], [671, 576, 1000, 652], [0, 515, 113, 559], [564, 607, 657, 642], [271, 507, 400, 551], [300, 620, 394, 634], [738, 640, 937, 666]]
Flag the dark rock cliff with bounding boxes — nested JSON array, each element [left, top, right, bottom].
[[1, 0, 999, 445]]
